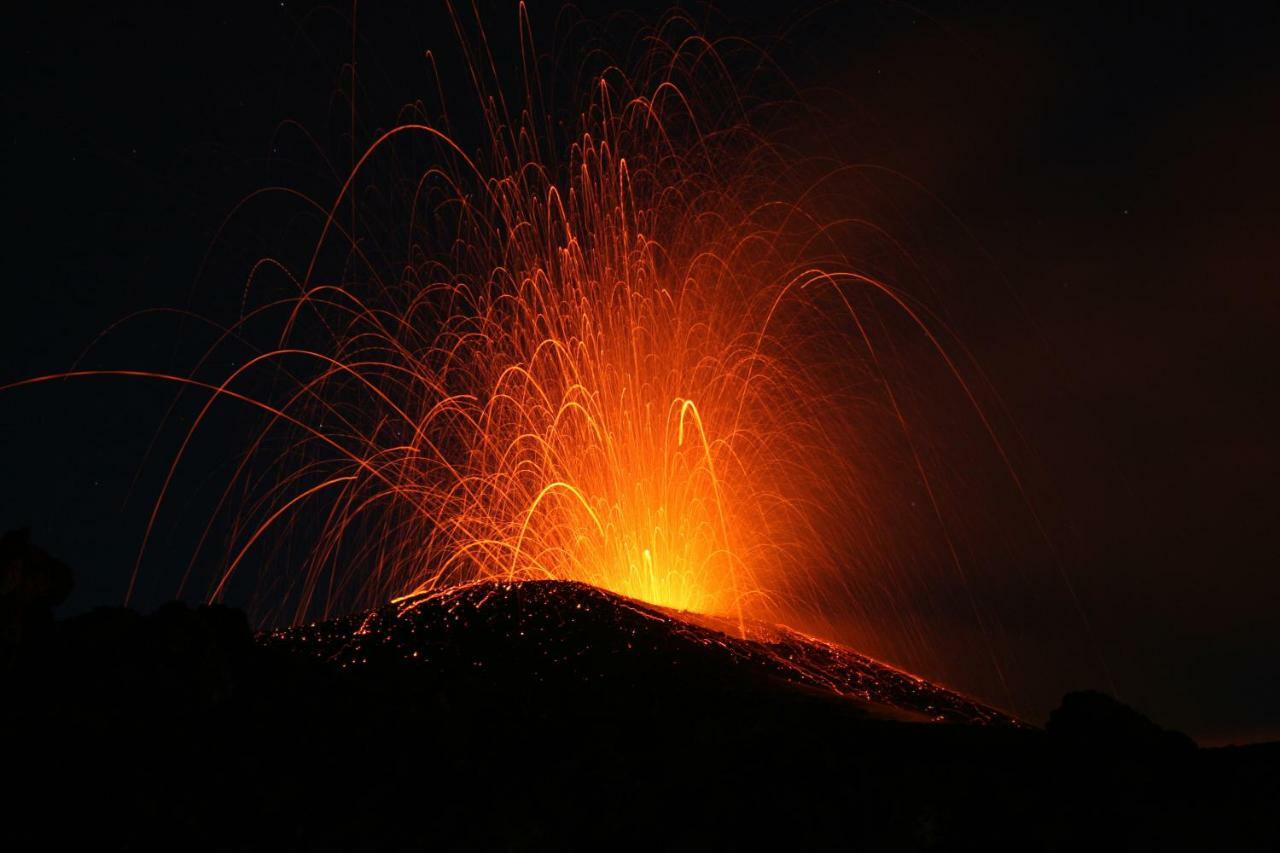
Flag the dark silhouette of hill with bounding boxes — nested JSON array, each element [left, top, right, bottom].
[[268, 579, 1016, 726], [3, 531, 1277, 850]]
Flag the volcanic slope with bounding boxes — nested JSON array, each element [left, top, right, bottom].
[[267, 579, 1013, 726], [12, 572, 1278, 849]]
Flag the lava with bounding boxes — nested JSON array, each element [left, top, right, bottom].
[[3, 10, 1018, 667]]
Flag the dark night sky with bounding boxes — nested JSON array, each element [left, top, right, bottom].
[[3, 1, 1277, 744]]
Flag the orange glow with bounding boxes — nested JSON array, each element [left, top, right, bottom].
[[2, 12, 1022, 655]]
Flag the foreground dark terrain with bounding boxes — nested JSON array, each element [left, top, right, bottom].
[[4, 530, 1277, 850]]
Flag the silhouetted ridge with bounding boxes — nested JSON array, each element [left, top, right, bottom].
[[1048, 689, 1197, 755]]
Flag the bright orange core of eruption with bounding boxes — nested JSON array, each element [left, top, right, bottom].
[[488, 396, 738, 617], [449, 344, 746, 619], [397, 125, 790, 627]]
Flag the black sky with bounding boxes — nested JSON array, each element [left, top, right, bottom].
[[3, 1, 1277, 743]]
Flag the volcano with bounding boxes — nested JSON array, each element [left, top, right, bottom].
[[268, 579, 1014, 727], [8, 566, 1277, 850]]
